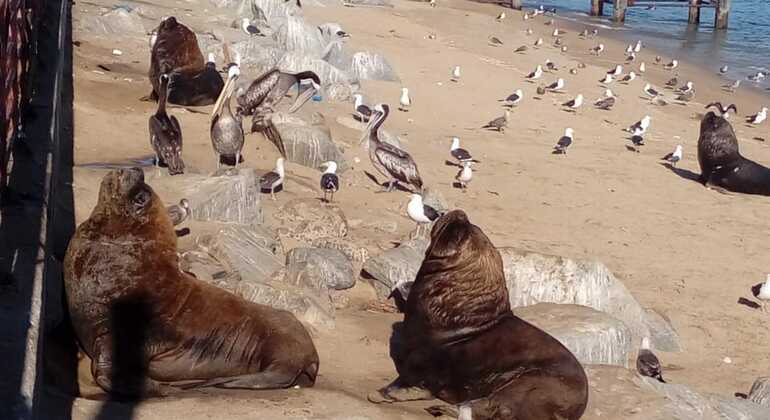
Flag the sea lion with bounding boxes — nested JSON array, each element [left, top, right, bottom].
[[371, 210, 588, 420], [147, 17, 223, 106], [697, 111, 770, 196], [63, 168, 318, 398]]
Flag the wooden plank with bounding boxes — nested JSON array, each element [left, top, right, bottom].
[[715, 0, 730, 29], [591, 0, 604, 16], [613, 0, 627, 22], [688, 0, 700, 24]]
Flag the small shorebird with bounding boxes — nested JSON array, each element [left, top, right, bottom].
[[319, 161, 340, 202], [407, 194, 441, 224], [399, 87, 411, 111], [553, 128, 573, 155], [636, 337, 666, 383], [562, 94, 583, 111], [661, 145, 683, 167], [482, 110, 509, 133], [455, 161, 473, 190], [746, 107, 768, 125], [260, 157, 285, 200]]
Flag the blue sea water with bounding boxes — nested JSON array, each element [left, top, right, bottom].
[[522, 0, 770, 83]]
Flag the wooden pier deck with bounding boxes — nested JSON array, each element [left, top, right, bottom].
[[590, 0, 731, 29]]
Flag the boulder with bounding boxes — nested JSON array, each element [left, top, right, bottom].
[[498, 248, 680, 352], [197, 224, 283, 282], [279, 52, 356, 86], [252, 0, 301, 20], [361, 239, 428, 298], [285, 247, 355, 291], [275, 198, 348, 243], [348, 51, 399, 81], [642, 377, 770, 419], [516, 303, 632, 367], [643, 308, 682, 352], [78, 6, 145, 36], [341, 0, 394, 7], [748, 377, 770, 407], [273, 113, 348, 171], [273, 16, 326, 55], [148, 168, 262, 225], [311, 236, 369, 263]]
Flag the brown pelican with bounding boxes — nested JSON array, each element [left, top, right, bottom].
[[210, 65, 244, 168], [319, 161, 339, 202], [149, 74, 184, 175], [259, 157, 285, 200], [237, 68, 321, 125], [363, 104, 423, 192]]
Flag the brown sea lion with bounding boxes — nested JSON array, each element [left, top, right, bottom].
[[147, 17, 223, 106], [697, 111, 770, 196], [371, 210, 588, 420], [63, 168, 318, 398]]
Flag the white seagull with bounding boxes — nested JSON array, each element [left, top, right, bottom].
[[496, 12, 506, 22], [505, 89, 523, 106], [633, 40, 642, 53], [607, 64, 623, 76], [407, 194, 441, 224], [451, 65, 461, 82], [628, 115, 652, 134], [534, 37, 544, 47], [450, 137, 474, 164], [527, 65, 544, 80], [751, 274, 770, 311], [354, 94, 372, 122], [545, 78, 565, 92], [664, 59, 678, 70], [399, 87, 411, 111], [678, 81, 694, 94], [746, 107, 768, 124], [455, 161, 473, 190], [259, 157, 285, 200], [643, 83, 661, 98], [599, 73, 614, 84], [590, 43, 604, 55], [562, 94, 583, 111], [661, 145, 683, 167], [319, 161, 340, 202], [639, 62, 646, 73]]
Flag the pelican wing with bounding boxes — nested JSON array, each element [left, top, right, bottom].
[[374, 143, 422, 189], [238, 69, 281, 115]]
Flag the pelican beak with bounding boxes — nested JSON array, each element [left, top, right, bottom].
[[211, 73, 238, 120], [358, 109, 381, 146], [288, 80, 320, 113]]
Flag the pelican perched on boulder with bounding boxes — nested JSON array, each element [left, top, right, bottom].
[[149, 74, 184, 175], [210, 65, 244, 168], [362, 104, 423, 192]]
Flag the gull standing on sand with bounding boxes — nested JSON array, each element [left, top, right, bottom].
[[354, 94, 372, 122], [625, 52, 636, 62], [451, 66, 461, 82], [751, 275, 770, 311], [665, 77, 679, 88], [482, 109, 510, 132], [496, 12, 505, 22], [553, 128, 573, 154], [505, 89, 523, 106], [399, 87, 411, 111], [643, 83, 661, 98], [488, 36, 504, 46], [678, 81, 694, 94], [552, 28, 565, 37], [527, 65, 543, 80], [450, 137, 474, 164], [319, 161, 340, 202], [639, 62, 646, 74], [562, 94, 583, 111], [591, 28, 599, 37], [655, 55, 662, 64], [637, 337, 666, 383], [630, 127, 645, 149], [545, 60, 558, 72], [455, 161, 473, 190], [628, 115, 651, 134], [661, 145, 683, 167], [607, 64, 623, 76], [706, 102, 737, 119], [514, 45, 528, 53], [534, 37, 544, 47], [625, 44, 633, 54], [633, 40, 642, 53], [722, 80, 740, 92], [590, 43, 604, 55], [260, 157, 285, 200], [525, 28, 534, 35], [545, 78, 565, 92], [746, 107, 768, 125], [594, 89, 615, 110], [664, 59, 678, 70], [407, 194, 441, 224], [620, 72, 636, 83], [599, 73, 614, 84]]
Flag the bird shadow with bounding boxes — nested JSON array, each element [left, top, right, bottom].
[[444, 160, 462, 168], [658, 162, 702, 183], [363, 171, 413, 193], [625, 145, 640, 153]]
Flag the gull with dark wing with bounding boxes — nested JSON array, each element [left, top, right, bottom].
[[319, 161, 340, 202], [259, 157, 285, 200]]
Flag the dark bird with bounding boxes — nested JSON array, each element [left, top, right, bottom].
[[553, 128, 573, 154], [363, 104, 423, 192], [166, 199, 190, 226], [210, 65, 244, 167], [661, 144, 683, 166], [488, 36, 504, 46], [719, 65, 729, 74], [319, 161, 340, 202], [237, 68, 321, 130], [665, 77, 678, 88], [407, 193, 441, 224], [504, 89, 523, 106], [751, 275, 770, 311], [630, 127, 645, 148], [354, 94, 372, 122], [706, 102, 738, 119], [259, 157, 285, 200], [636, 337, 666, 383], [482, 110, 510, 132], [149, 74, 185, 175]]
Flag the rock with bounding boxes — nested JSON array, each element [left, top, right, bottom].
[[252, 0, 300, 20], [78, 6, 145, 36], [232, 38, 284, 68], [311, 236, 369, 263], [279, 52, 356, 86], [324, 82, 357, 102], [148, 168, 262, 225], [197, 224, 283, 282], [286, 247, 355, 290], [748, 377, 770, 407], [348, 51, 399, 81], [273, 113, 347, 171], [342, 0, 393, 7], [361, 239, 428, 298], [516, 303, 632, 367], [273, 16, 325, 55], [498, 248, 680, 352], [275, 198, 348, 242], [643, 308, 682, 352], [642, 377, 770, 419]]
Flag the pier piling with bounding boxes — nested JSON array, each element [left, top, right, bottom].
[[510, 0, 521, 10], [688, 0, 700, 24], [587, 0, 730, 30], [591, 0, 604, 16], [613, 0, 627, 22], [715, 0, 730, 29]]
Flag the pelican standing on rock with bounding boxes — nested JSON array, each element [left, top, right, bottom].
[[259, 157, 285, 200], [319, 161, 340, 202], [365, 104, 423, 192], [210, 65, 244, 168], [149, 74, 185, 175]]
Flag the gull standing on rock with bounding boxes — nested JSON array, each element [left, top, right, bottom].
[[319, 161, 340, 202], [451, 66, 461, 82], [594, 89, 615, 110], [661, 145, 683, 167], [399, 87, 411, 111], [455, 161, 473, 190], [354, 94, 372, 122], [526, 65, 543, 80], [746, 107, 768, 124], [553, 128, 573, 154], [450, 137, 474, 164], [637, 337, 666, 383], [482, 109, 510, 132], [407, 194, 441, 224], [259, 157, 285, 200], [751, 275, 770, 311], [365, 104, 423, 192]]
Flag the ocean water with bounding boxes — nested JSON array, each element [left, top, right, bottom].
[[522, 0, 770, 84]]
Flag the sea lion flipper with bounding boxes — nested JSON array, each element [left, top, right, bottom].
[[172, 369, 305, 390], [91, 335, 172, 398], [368, 380, 433, 404]]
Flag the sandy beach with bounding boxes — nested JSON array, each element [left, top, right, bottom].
[[60, 0, 770, 417]]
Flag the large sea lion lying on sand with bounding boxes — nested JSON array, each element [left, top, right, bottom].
[[147, 17, 223, 106], [371, 210, 588, 420], [697, 111, 770, 196], [64, 168, 318, 397]]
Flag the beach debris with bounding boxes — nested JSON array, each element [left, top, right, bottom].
[[488, 35, 503, 46]]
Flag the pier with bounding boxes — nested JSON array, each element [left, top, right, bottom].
[[590, 0, 731, 29]]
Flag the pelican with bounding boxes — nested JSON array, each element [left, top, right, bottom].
[[237, 68, 321, 126], [364, 104, 423, 192], [259, 157, 285, 200], [149, 74, 184, 175], [319, 161, 340, 202], [210, 65, 244, 168]]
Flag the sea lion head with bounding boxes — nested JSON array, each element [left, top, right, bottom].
[[700, 111, 730, 136], [405, 210, 511, 340], [698, 110, 739, 171]]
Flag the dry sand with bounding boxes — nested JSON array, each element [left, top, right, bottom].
[[64, 0, 770, 417]]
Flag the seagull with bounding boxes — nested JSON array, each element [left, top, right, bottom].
[[496, 12, 506, 22], [722, 79, 740, 92], [748, 72, 766, 82], [676, 90, 695, 103], [545, 60, 558, 72], [525, 28, 534, 35], [561, 46, 568, 53], [553, 128, 573, 154], [553, 38, 562, 46], [399, 87, 411, 111], [407, 194, 441, 224], [545, 78, 565, 92], [654, 56, 662, 64], [241, 18, 262, 36], [746, 107, 768, 124], [569, 68, 578, 75], [643, 83, 661, 98], [599, 74, 614, 84], [661, 144, 683, 167], [488, 36, 504, 46], [637, 337, 666, 383], [450, 137, 474, 164], [620, 71, 636, 83], [482, 109, 510, 132], [534, 37, 544, 47], [455, 161, 473, 190], [678, 81, 694, 94], [719, 65, 729, 74], [562, 94, 583, 111], [591, 29, 599, 37], [590, 43, 604, 55], [166, 199, 190, 226], [552, 28, 565, 37], [429, 0, 436, 7], [579, 29, 589, 37], [664, 59, 678, 70], [639, 62, 646, 73], [665, 77, 679, 88], [514, 45, 528, 53], [451, 65, 461, 82], [625, 52, 636, 62], [354, 94, 372, 122], [630, 127, 645, 148], [527, 65, 544, 80], [706, 102, 737, 119], [319, 161, 340, 202], [751, 274, 770, 311], [607, 65, 623, 76], [625, 44, 633, 54], [594, 89, 616, 110], [628, 115, 651, 134], [633, 40, 642, 53], [504, 89, 523, 107], [260, 157, 285, 200]]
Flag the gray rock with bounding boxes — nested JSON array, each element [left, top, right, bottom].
[[149, 168, 262, 225], [748, 377, 770, 407], [324, 82, 357, 102], [361, 239, 428, 298], [498, 248, 680, 352], [78, 6, 145, 36], [252, 0, 301, 20], [197, 224, 283, 283], [286, 247, 355, 290], [516, 303, 632, 367], [348, 51, 399, 81], [273, 16, 325, 55], [311, 236, 369, 263], [279, 52, 356, 86], [275, 198, 348, 242], [273, 113, 347, 171], [643, 308, 682, 352]]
